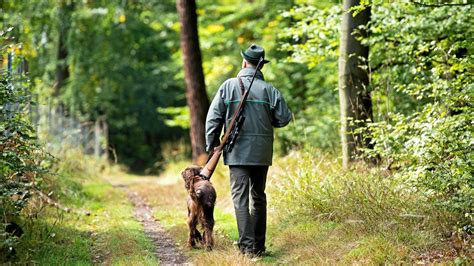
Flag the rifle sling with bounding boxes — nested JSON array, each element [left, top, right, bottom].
[[201, 60, 263, 179]]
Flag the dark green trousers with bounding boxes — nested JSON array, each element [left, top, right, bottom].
[[229, 165, 268, 253]]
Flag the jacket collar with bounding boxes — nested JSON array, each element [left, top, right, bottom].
[[237, 67, 265, 81]]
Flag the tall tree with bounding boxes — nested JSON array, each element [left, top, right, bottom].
[[176, 0, 210, 164], [54, 0, 74, 97], [338, 0, 373, 169]]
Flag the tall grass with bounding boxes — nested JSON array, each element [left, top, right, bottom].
[[98, 149, 471, 264], [267, 151, 472, 263], [271, 151, 436, 230]]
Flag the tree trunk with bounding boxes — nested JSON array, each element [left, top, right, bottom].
[[176, 0, 210, 164], [338, 0, 373, 169], [54, 0, 74, 97]]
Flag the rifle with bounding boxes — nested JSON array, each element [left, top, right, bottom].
[[200, 57, 264, 180]]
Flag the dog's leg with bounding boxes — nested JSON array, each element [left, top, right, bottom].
[[204, 226, 214, 251], [195, 208, 205, 245], [187, 205, 198, 248], [194, 228, 203, 243], [203, 206, 215, 250]]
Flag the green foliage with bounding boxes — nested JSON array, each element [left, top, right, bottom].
[[65, 0, 186, 171], [278, 1, 473, 232], [199, 0, 341, 152], [0, 29, 50, 260], [362, 3, 474, 231], [2, 0, 186, 171], [279, 5, 341, 68], [276, 3, 342, 152], [157, 106, 190, 129]]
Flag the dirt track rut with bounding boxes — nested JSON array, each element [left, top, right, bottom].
[[118, 185, 188, 265]]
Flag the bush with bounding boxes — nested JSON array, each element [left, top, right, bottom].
[[275, 1, 473, 233], [363, 3, 473, 232], [0, 29, 51, 260], [276, 5, 342, 153]]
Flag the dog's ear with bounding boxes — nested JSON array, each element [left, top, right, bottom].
[[182, 167, 194, 178], [193, 167, 201, 177], [189, 166, 202, 177], [182, 168, 191, 190], [181, 166, 202, 181]]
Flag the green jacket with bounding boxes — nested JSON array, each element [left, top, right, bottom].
[[205, 67, 292, 166]]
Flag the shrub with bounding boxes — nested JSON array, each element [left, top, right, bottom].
[[275, 1, 473, 233], [0, 29, 51, 260], [362, 3, 473, 232]]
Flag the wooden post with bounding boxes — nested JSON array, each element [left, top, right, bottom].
[[94, 119, 100, 158], [100, 116, 109, 160]]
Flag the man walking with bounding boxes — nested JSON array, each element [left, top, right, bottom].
[[205, 44, 292, 256]]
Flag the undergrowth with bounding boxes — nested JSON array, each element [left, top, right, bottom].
[[125, 150, 472, 264], [269, 150, 473, 263], [9, 148, 157, 264]]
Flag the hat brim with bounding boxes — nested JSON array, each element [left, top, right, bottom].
[[241, 50, 270, 65]]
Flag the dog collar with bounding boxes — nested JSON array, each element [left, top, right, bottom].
[[199, 174, 210, 181]]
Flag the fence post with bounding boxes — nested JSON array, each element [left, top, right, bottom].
[[102, 117, 109, 160], [0, 50, 3, 76], [94, 119, 100, 158], [7, 52, 12, 76]]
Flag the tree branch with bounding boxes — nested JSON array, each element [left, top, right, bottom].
[[411, 1, 473, 7]]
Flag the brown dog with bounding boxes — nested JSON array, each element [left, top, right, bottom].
[[181, 166, 216, 250]]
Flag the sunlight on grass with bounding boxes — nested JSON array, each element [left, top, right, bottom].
[[80, 180, 159, 265], [21, 151, 459, 265], [136, 153, 462, 265], [18, 178, 158, 265]]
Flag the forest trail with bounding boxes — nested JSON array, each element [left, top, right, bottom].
[[100, 165, 254, 265], [107, 176, 188, 265]]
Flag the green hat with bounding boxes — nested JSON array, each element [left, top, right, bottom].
[[240, 44, 270, 65]]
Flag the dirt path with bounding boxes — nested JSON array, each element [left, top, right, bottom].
[[115, 184, 188, 265]]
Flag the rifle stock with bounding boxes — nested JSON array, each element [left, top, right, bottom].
[[200, 57, 263, 180], [200, 149, 222, 178]]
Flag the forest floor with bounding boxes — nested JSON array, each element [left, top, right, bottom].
[[96, 160, 453, 265], [101, 163, 265, 265], [18, 157, 469, 265]]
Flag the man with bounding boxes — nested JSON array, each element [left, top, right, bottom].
[[205, 44, 292, 256]]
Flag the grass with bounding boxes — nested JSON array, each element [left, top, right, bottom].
[[15, 151, 159, 265], [18, 178, 158, 265], [266, 151, 472, 264], [267, 218, 413, 264], [12, 148, 471, 264], [121, 151, 471, 265], [120, 160, 261, 264]]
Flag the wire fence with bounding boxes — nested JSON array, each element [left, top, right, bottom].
[[3, 51, 108, 159]]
